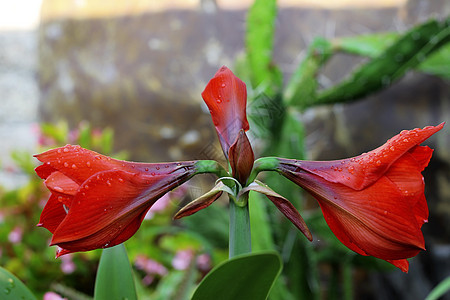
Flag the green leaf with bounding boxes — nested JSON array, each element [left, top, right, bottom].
[[418, 42, 450, 78], [425, 276, 450, 300], [317, 18, 450, 105], [333, 32, 399, 57], [94, 244, 137, 300], [0, 266, 37, 300], [192, 251, 282, 300]]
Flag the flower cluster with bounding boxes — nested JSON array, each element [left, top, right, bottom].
[[35, 66, 443, 272]]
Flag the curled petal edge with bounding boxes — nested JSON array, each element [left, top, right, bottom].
[[241, 180, 312, 241]]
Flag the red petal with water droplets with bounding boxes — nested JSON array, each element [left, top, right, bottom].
[[295, 123, 443, 190], [44, 171, 79, 196], [277, 123, 444, 272], [34, 145, 199, 255], [202, 66, 249, 158], [34, 144, 195, 185], [51, 169, 176, 246]]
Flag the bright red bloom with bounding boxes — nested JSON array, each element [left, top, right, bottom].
[[35, 145, 198, 256], [277, 123, 444, 272], [202, 66, 249, 159]]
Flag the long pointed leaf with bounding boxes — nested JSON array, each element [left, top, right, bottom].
[[94, 244, 137, 300]]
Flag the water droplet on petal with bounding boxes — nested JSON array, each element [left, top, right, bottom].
[[145, 168, 149, 172], [376, 160, 382, 166], [106, 180, 112, 187], [86, 161, 91, 167], [390, 146, 395, 152], [72, 164, 77, 169], [63, 147, 69, 153], [156, 166, 160, 170], [118, 178, 124, 183], [57, 149, 62, 154], [216, 98, 222, 103], [54, 186, 64, 193], [95, 156, 102, 160], [64, 162, 69, 167], [221, 83, 226, 88], [84, 185, 89, 189]]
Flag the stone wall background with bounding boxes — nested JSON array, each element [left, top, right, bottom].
[[0, 0, 448, 299]]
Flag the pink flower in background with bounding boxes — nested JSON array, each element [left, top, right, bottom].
[[8, 226, 23, 244], [43, 292, 66, 300], [60, 254, 76, 274], [172, 249, 194, 270]]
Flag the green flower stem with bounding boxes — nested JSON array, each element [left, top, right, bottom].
[[229, 193, 251, 258], [247, 157, 280, 184]]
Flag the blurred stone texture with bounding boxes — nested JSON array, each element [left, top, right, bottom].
[[38, 0, 449, 299]]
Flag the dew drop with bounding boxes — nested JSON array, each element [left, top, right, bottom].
[[165, 165, 169, 168], [376, 160, 382, 166], [86, 161, 91, 167], [95, 156, 102, 160], [54, 186, 64, 193], [383, 210, 388, 215], [96, 175, 101, 180], [64, 162, 69, 167], [221, 83, 226, 88], [156, 166, 160, 170], [63, 147, 69, 153], [57, 149, 62, 154], [118, 178, 124, 183], [84, 185, 89, 190], [106, 180, 112, 187], [72, 164, 77, 169], [4, 287, 11, 295], [390, 146, 395, 152], [403, 138, 409, 143], [145, 167, 149, 171], [151, 172, 156, 176], [216, 98, 222, 103]]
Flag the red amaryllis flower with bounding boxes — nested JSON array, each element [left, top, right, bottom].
[[276, 123, 444, 272], [35, 145, 199, 256], [202, 66, 249, 159]]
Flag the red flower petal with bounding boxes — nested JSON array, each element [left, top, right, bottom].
[[34, 144, 195, 185], [44, 171, 79, 196], [229, 130, 254, 185], [295, 123, 443, 190], [51, 169, 181, 247], [202, 66, 249, 158], [34, 145, 200, 255], [37, 194, 68, 234], [277, 124, 444, 272]]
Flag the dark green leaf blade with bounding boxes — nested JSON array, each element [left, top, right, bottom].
[[192, 251, 282, 300], [94, 244, 137, 300]]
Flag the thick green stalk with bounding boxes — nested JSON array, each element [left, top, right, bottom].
[[229, 194, 251, 258]]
